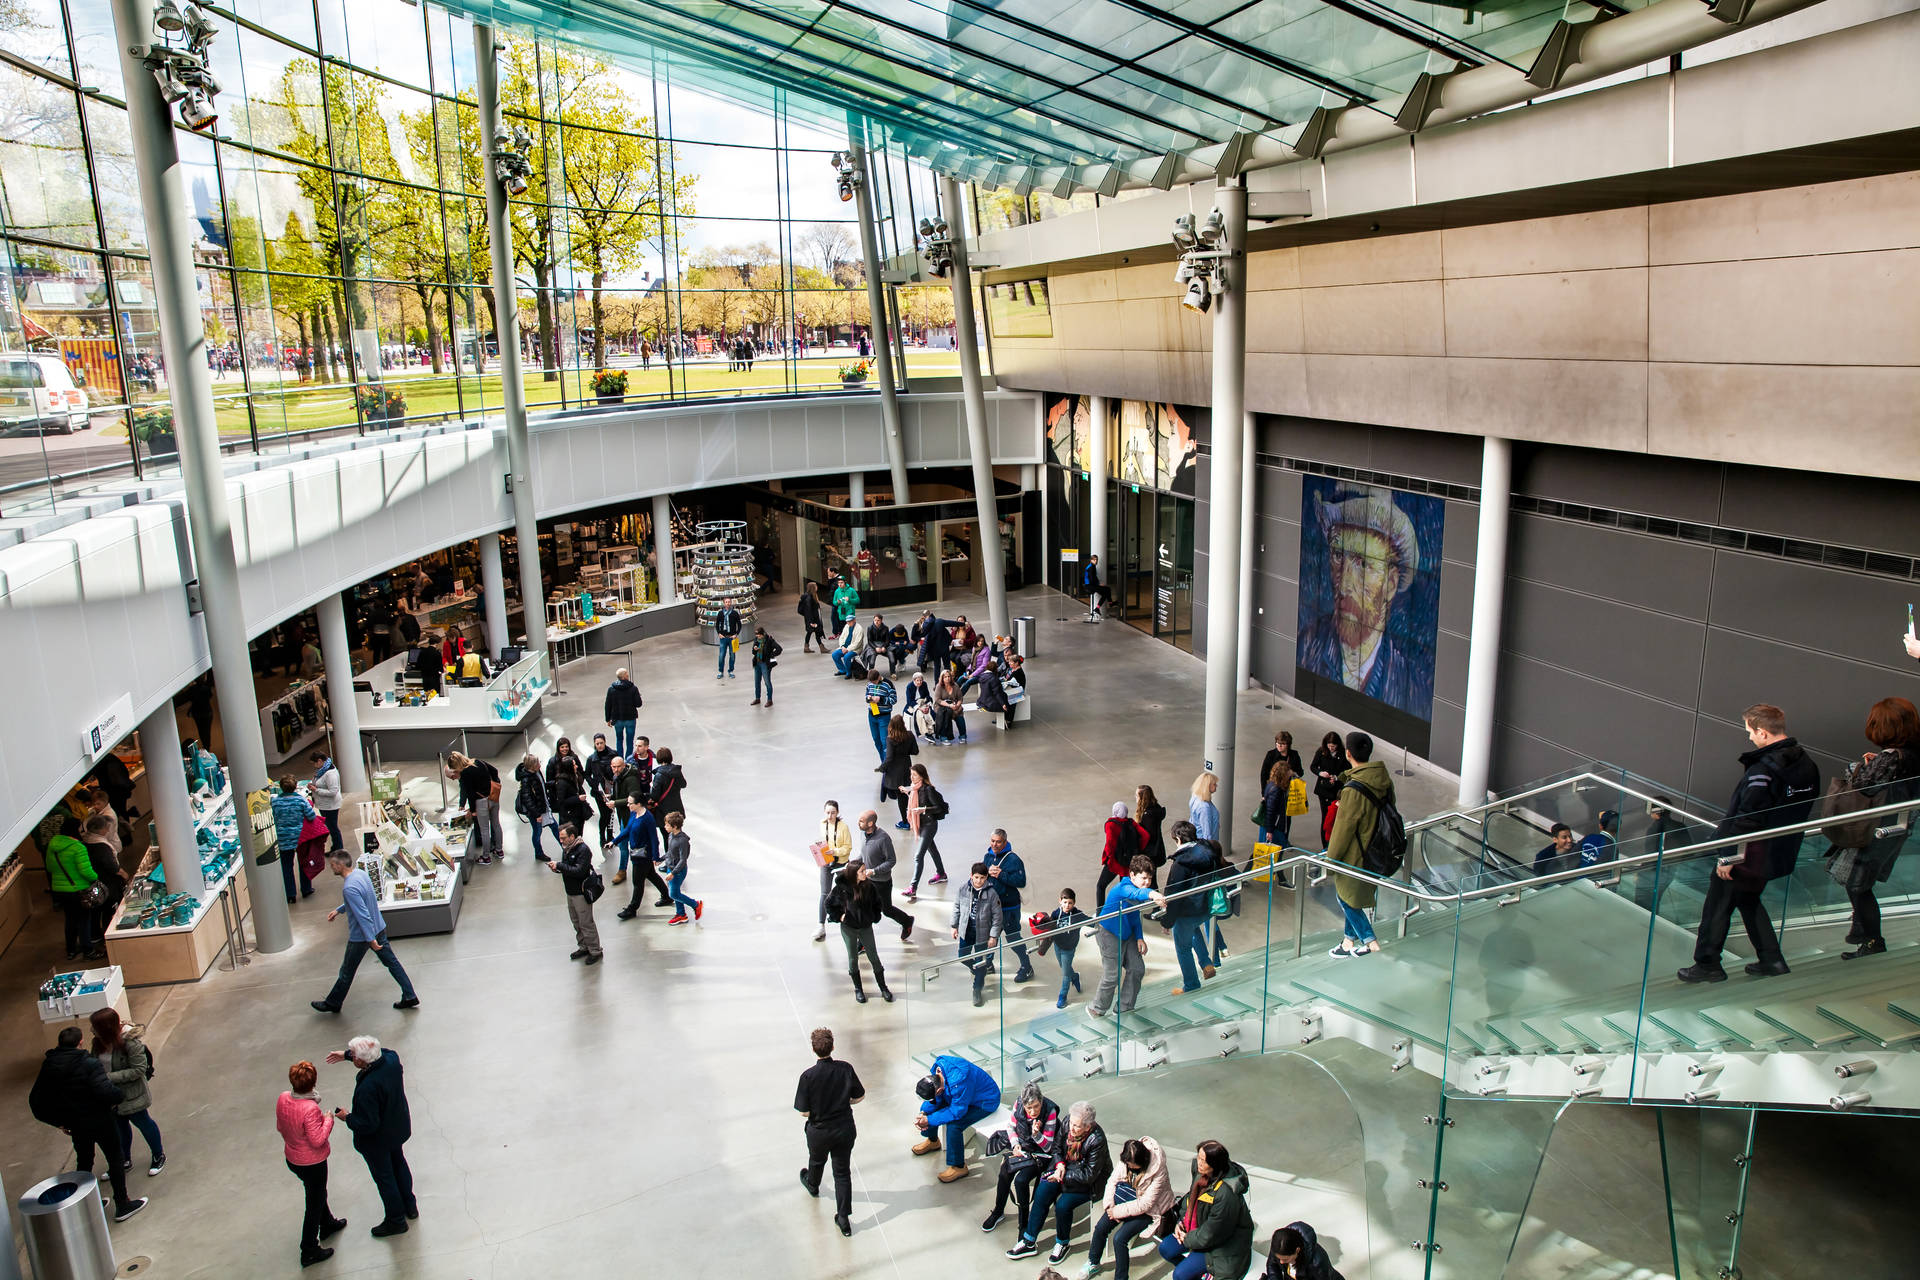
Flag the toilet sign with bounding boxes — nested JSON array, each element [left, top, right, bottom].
[[83, 692, 133, 761]]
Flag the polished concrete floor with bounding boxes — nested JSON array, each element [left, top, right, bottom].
[[2, 586, 1911, 1279]]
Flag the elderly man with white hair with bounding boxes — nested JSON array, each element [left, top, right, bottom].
[[1298, 483, 1429, 715], [323, 1034, 417, 1239]]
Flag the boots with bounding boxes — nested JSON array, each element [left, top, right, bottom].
[[873, 968, 894, 1003], [850, 970, 868, 1004]]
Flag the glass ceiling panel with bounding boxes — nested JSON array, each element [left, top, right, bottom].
[[440, 0, 1714, 188]]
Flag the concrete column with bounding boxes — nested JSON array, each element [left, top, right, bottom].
[[1088, 395, 1108, 599], [651, 493, 677, 604], [848, 470, 867, 552], [1201, 180, 1248, 859], [139, 700, 205, 900], [939, 173, 1010, 641], [1236, 411, 1257, 691], [110, 0, 288, 951], [314, 592, 368, 794], [476, 23, 548, 669], [478, 532, 509, 653], [1457, 436, 1513, 809]]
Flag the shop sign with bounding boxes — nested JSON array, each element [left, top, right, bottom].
[[83, 693, 133, 761]]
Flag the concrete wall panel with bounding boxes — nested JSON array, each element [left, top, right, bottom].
[[1443, 270, 1648, 361]]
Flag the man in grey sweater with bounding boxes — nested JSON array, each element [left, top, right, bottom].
[[950, 863, 1004, 1006], [856, 810, 915, 941]]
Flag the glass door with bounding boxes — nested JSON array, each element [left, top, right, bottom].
[[1119, 484, 1155, 632], [1155, 493, 1195, 651]]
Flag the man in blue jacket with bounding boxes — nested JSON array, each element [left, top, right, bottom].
[[1090, 857, 1168, 1019], [983, 829, 1036, 982], [312, 849, 418, 1013], [912, 1053, 1000, 1183], [327, 1036, 416, 1237]]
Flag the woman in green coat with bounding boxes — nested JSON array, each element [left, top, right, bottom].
[[1323, 732, 1392, 958], [1157, 1138, 1255, 1279], [40, 812, 100, 959]]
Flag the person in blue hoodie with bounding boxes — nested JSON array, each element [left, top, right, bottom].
[[911, 1053, 1000, 1183], [983, 829, 1036, 982], [1089, 857, 1168, 1019], [1577, 810, 1620, 874], [1035, 887, 1091, 1009]]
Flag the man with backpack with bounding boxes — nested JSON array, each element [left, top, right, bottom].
[[1324, 732, 1404, 958]]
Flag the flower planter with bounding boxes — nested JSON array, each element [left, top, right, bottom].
[[841, 377, 868, 389], [596, 392, 626, 406]]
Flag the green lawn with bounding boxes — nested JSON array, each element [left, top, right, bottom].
[[105, 350, 968, 441]]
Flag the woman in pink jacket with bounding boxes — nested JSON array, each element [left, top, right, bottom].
[[277, 1060, 347, 1268], [1084, 1134, 1176, 1279]]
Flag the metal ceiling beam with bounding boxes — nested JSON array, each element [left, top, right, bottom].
[[1096, 0, 1384, 105]]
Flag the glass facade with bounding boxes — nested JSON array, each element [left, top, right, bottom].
[[0, 0, 977, 509]]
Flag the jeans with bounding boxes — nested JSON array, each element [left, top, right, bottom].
[[361, 1143, 415, 1225], [1693, 875, 1782, 968], [717, 638, 736, 674], [279, 844, 312, 900], [910, 823, 945, 889], [56, 893, 94, 956], [323, 930, 416, 1008], [934, 1100, 997, 1167], [117, 1108, 164, 1165], [833, 649, 852, 677], [1053, 942, 1080, 1001], [1341, 901, 1377, 946], [321, 809, 344, 851], [754, 661, 773, 700], [1090, 929, 1144, 1015], [530, 814, 558, 859], [71, 1122, 133, 1211], [288, 1159, 334, 1256], [999, 906, 1033, 974], [611, 719, 636, 757], [805, 1121, 856, 1218], [1158, 1235, 1212, 1280], [867, 713, 888, 760], [958, 936, 995, 992], [1089, 1211, 1151, 1277], [1022, 1180, 1093, 1244], [467, 798, 504, 859], [667, 866, 698, 915], [1171, 917, 1210, 991]]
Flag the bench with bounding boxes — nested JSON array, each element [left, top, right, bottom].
[[964, 687, 1033, 727]]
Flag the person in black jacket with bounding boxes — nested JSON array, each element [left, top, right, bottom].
[[448, 751, 502, 864], [825, 863, 890, 1002], [603, 668, 642, 758], [1164, 821, 1218, 994], [880, 718, 918, 828], [648, 748, 688, 821], [1258, 731, 1304, 805], [548, 824, 602, 964], [583, 734, 619, 846], [1264, 1221, 1344, 1280], [547, 738, 592, 834], [326, 1036, 415, 1236], [1308, 732, 1349, 834], [795, 1027, 865, 1236], [29, 1026, 147, 1221], [1006, 1099, 1110, 1263], [714, 604, 743, 679], [797, 582, 827, 652], [1678, 703, 1821, 984]]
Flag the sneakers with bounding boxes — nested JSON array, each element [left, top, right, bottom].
[[972, 987, 986, 1008], [310, 1000, 340, 1014], [894, 820, 910, 830], [1675, 963, 1727, 984], [583, 953, 601, 965], [1056, 993, 1068, 1009], [113, 1197, 149, 1222], [1327, 942, 1371, 959], [1013, 967, 1035, 983], [1843, 938, 1887, 960], [937, 1164, 971, 1184], [982, 1209, 1005, 1231], [813, 927, 827, 942], [301, 1246, 335, 1268], [147, 1154, 167, 1177], [1005, 1238, 1038, 1259], [616, 908, 638, 921], [370, 1219, 408, 1238], [901, 923, 914, 943], [1049, 1240, 1071, 1264], [668, 914, 690, 925], [903, 887, 918, 901], [694, 900, 705, 921], [835, 1213, 852, 1236], [929, 874, 948, 885], [911, 1137, 941, 1157], [1081, 1264, 1103, 1278]]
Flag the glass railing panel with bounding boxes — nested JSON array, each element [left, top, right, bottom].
[[1425, 1092, 1565, 1277], [905, 933, 1010, 1088], [1661, 1105, 1754, 1280]]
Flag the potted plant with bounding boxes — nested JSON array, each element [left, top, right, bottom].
[[839, 359, 871, 388], [591, 368, 628, 405], [355, 384, 406, 426], [131, 405, 175, 456]]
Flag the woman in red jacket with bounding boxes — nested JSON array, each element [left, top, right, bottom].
[[277, 1060, 347, 1268], [1098, 801, 1150, 906]]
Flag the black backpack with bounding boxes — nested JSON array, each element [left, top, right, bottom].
[[926, 786, 950, 822], [1343, 778, 1408, 878], [143, 1041, 156, 1080]]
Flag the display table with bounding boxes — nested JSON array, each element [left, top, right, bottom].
[[37, 966, 132, 1028], [360, 808, 467, 938], [354, 651, 551, 760], [103, 858, 251, 987]]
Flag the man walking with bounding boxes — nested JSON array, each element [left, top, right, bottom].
[[856, 809, 915, 941], [326, 1036, 416, 1238], [603, 667, 642, 758], [29, 1026, 147, 1221], [751, 626, 782, 707], [1082, 554, 1105, 620], [796, 1027, 865, 1237], [549, 824, 603, 965], [1677, 704, 1820, 984], [982, 828, 1036, 983], [714, 602, 743, 679], [1089, 857, 1167, 1020], [864, 673, 897, 763], [311, 849, 419, 1012], [952, 862, 1004, 1007]]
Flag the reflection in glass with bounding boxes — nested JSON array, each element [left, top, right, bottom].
[[0, 65, 97, 248], [0, 0, 70, 76]]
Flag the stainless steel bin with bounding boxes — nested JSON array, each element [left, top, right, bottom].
[[18, 1172, 114, 1280], [1014, 615, 1036, 658]]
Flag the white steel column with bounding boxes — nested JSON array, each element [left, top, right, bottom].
[[1236, 410, 1256, 690], [476, 24, 548, 668], [1201, 180, 1248, 858], [315, 592, 368, 794], [478, 532, 510, 654], [849, 470, 867, 551], [652, 494, 678, 604], [110, 0, 288, 950], [939, 173, 1010, 641], [138, 700, 205, 900], [1457, 436, 1513, 808], [1088, 394, 1108, 600]]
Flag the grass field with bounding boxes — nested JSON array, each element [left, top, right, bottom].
[[103, 350, 969, 440]]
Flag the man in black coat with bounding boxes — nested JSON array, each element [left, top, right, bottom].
[[329, 1035, 417, 1236], [602, 667, 643, 758], [29, 1026, 147, 1220], [1678, 703, 1820, 984]]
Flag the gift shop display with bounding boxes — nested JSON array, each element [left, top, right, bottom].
[[693, 520, 757, 646], [358, 801, 469, 937], [103, 774, 253, 987]]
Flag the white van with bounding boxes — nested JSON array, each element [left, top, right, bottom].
[[0, 354, 90, 434]]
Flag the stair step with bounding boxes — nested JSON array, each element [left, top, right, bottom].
[[1816, 1000, 1920, 1049], [1754, 1001, 1860, 1049], [1698, 1005, 1800, 1049], [1520, 1016, 1593, 1054], [1563, 1012, 1632, 1052], [1642, 1009, 1728, 1050], [1483, 1019, 1554, 1055], [1447, 1024, 1494, 1055], [1888, 998, 1920, 1029]]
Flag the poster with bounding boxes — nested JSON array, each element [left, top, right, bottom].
[[1043, 394, 1199, 490], [1295, 478, 1444, 722]]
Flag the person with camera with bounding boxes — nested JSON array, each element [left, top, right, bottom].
[[983, 1083, 1061, 1235], [549, 824, 603, 965]]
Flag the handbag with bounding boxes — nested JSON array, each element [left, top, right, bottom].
[[1819, 775, 1878, 848], [1206, 885, 1232, 917], [581, 870, 606, 904], [80, 879, 111, 908], [1286, 777, 1310, 818], [299, 814, 331, 844]]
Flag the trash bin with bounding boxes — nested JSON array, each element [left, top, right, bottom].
[[18, 1172, 114, 1280], [0, 1171, 25, 1280], [1014, 615, 1036, 659]]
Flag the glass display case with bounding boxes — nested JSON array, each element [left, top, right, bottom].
[[489, 652, 552, 723], [359, 801, 468, 937]]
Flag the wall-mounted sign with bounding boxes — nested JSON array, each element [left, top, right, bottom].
[[1059, 547, 1079, 562], [83, 693, 134, 761]]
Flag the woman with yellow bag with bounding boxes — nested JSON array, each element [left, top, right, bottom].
[[1260, 760, 1309, 890], [812, 799, 854, 942]]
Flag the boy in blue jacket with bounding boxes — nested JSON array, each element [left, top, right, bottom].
[[912, 1053, 1000, 1183], [1090, 857, 1168, 1019], [1035, 887, 1091, 1009]]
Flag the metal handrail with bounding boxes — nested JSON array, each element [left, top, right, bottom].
[[913, 793, 1919, 978]]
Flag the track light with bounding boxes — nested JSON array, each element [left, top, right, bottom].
[[490, 123, 533, 196], [1182, 275, 1210, 312], [1171, 213, 1196, 252], [918, 214, 955, 279], [138, 1, 221, 132], [153, 0, 186, 32], [1171, 204, 1232, 313], [830, 150, 861, 203]]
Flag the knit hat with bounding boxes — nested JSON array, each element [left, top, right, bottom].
[[1314, 485, 1421, 595]]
